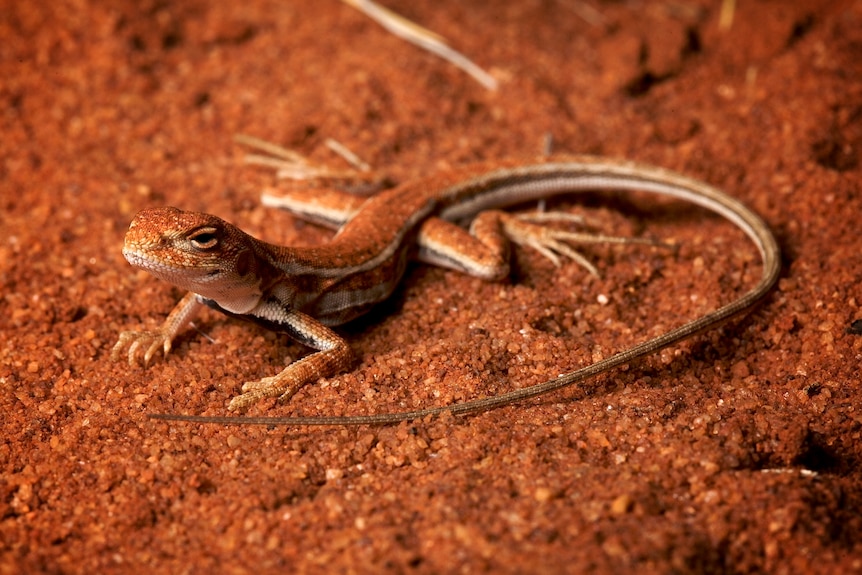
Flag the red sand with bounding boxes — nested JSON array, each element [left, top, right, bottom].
[[2, 1, 861, 572]]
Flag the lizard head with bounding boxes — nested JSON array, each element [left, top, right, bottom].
[[122, 207, 266, 314]]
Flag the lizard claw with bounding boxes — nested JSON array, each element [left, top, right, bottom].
[[522, 235, 600, 276], [112, 330, 172, 367], [228, 377, 299, 412], [228, 367, 306, 411], [228, 389, 268, 412]]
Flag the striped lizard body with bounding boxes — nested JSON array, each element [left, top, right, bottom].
[[113, 156, 780, 425]]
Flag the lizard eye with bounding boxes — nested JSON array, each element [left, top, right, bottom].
[[189, 227, 220, 250]]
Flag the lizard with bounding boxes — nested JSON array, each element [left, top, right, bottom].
[[112, 155, 781, 426]]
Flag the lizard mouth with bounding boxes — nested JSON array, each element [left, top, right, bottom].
[[121, 248, 145, 267], [122, 248, 179, 278]]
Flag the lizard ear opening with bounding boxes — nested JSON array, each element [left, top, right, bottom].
[[189, 226, 220, 250], [235, 250, 253, 277]]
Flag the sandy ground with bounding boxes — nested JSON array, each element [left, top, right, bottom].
[[2, 0, 861, 572]]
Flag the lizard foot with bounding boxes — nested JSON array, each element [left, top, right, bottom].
[[501, 211, 665, 276], [228, 376, 301, 412], [112, 330, 172, 367]]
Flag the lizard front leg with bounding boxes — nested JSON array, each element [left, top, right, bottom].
[[112, 292, 205, 366], [226, 306, 355, 412]]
